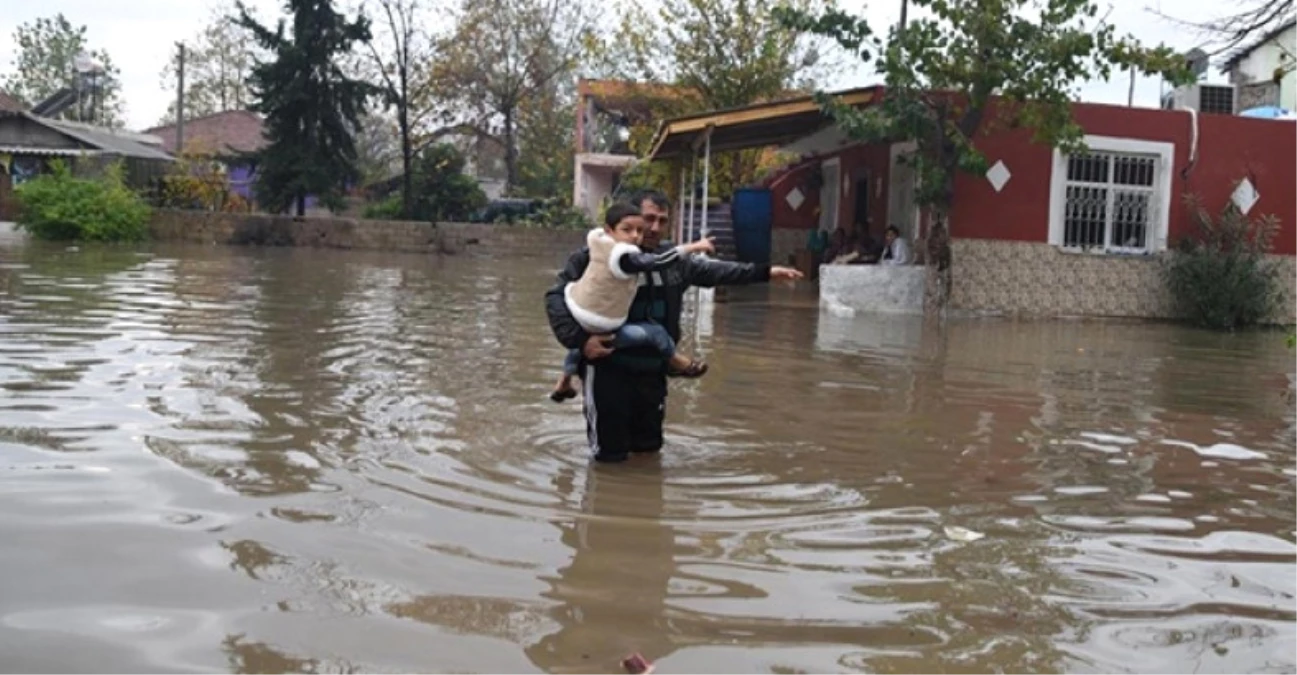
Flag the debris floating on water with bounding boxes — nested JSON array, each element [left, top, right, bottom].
[[943, 526, 986, 542], [622, 652, 654, 674]]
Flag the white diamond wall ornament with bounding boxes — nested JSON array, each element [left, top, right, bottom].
[[1231, 178, 1259, 215], [986, 160, 1011, 193], [786, 187, 805, 211]]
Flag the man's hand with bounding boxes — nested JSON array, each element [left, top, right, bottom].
[[770, 266, 804, 281], [582, 333, 616, 360]]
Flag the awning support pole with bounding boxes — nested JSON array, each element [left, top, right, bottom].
[[699, 125, 713, 249], [686, 153, 697, 243], [676, 160, 687, 244]]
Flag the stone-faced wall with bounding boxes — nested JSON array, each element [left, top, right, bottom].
[[148, 209, 587, 259], [951, 238, 1296, 325]]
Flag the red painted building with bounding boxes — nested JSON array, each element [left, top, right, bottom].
[[758, 99, 1296, 258]]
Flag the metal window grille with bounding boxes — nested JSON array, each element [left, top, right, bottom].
[[1062, 151, 1159, 253]]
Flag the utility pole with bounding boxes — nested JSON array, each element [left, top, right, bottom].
[[176, 42, 186, 155], [1128, 67, 1136, 106]]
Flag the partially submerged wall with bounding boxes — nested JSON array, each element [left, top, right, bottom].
[[148, 209, 587, 259]]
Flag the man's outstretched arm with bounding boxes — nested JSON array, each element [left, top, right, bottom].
[[544, 249, 591, 350], [684, 255, 802, 288]]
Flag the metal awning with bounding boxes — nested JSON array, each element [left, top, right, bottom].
[[0, 145, 99, 157], [646, 87, 881, 161]]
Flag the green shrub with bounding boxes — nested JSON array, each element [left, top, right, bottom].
[[363, 194, 403, 220], [1163, 193, 1282, 330], [14, 161, 151, 242], [361, 145, 486, 222], [514, 200, 591, 230]]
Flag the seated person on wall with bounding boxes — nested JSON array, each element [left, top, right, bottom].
[[880, 225, 913, 265], [830, 227, 883, 265], [825, 226, 852, 264]]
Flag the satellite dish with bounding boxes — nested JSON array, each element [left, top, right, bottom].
[[1185, 48, 1209, 79]]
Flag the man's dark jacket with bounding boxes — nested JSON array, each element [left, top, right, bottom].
[[545, 245, 772, 371]]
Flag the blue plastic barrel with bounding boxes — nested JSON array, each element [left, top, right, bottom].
[[731, 188, 773, 264]]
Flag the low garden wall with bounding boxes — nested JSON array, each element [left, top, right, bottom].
[[951, 238, 1297, 325], [148, 209, 587, 259]]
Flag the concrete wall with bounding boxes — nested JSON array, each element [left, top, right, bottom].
[[951, 238, 1297, 324], [148, 209, 586, 259], [819, 264, 926, 316]]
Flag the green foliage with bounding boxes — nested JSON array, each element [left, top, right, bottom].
[[14, 162, 151, 242], [515, 89, 576, 199], [433, 0, 590, 194], [363, 194, 404, 220], [157, 2, 258, 125], [1163, 194, 1283, 330], [235, 0, 381, 216], [1287, 331, 1296, 349], [775, 0, 1193, 213], [4, 14, 123, 126], [591, 0, 833, 192], [408, 144, 487, 221], [513, 200, 592, 230], [365, 144, 486, 222]]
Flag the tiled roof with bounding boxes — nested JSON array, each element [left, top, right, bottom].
[[0, 90, 25, 112], [142, 109, 266, 156]]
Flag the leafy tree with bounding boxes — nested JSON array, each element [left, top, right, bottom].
[[515, 84, 575, 200], [158, 2, 259, 125], [3, 14, 123, 126], [433, 0, 591, 194], [353, 110, 402, 184], [236, 0, 380, 215], [776, 0, 1192, 313], [365, 144, 486, 221], [591, 0, 836, 193], [359, 0, 441, 218]]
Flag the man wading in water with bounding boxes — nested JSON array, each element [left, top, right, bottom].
[[544, 189, 803, 463]]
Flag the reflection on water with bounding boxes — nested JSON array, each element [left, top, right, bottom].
[[0, 240, 1293, 673]]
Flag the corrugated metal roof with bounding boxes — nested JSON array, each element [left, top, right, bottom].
[[22, 113, 174, 161]]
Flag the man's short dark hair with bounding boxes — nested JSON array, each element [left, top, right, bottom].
[[604, 202, 641, 227], [628, 189, 671, 212], [886, 225, 901, 236]]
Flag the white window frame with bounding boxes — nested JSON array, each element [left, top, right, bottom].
[[1047, 135, 1174, 254]]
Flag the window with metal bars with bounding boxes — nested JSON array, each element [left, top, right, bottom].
[[1060, 151, 1160, 253]]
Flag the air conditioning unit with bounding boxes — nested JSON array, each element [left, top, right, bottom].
[[1161, 84, 1237, 115]]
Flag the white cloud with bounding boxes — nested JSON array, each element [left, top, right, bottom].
[[0, 0, 1235, 130]]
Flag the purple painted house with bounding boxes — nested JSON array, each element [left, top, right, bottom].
[[144, 110, 321, 211]]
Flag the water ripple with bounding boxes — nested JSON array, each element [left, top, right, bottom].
[[0, 242, 1292, 673]]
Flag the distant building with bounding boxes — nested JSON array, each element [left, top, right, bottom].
[[144, 110, 267, 202], [0, 110, 173, 219], [1221, 19, 1297, 111], [0, 90, 24, 113]]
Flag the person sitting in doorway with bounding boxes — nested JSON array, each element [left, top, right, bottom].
[[848, 227, 883, 264], [823, 227, 847, 263], [880, 225, 913, 265]]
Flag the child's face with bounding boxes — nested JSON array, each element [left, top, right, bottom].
[[606, 216, 645, 245]]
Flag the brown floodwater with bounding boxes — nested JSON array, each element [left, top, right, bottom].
[[0, 236, 1293, 674]]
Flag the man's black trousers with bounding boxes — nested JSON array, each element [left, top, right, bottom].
[[581, 362, 667, 462]]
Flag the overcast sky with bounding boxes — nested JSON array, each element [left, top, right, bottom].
[[0, 0, 1233, 131]]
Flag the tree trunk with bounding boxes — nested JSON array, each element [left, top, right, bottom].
[[503, 108, 518, 195], [398, 65, 413, 220], [923, 169, 955, 320], [295, 194, 306, 217]]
